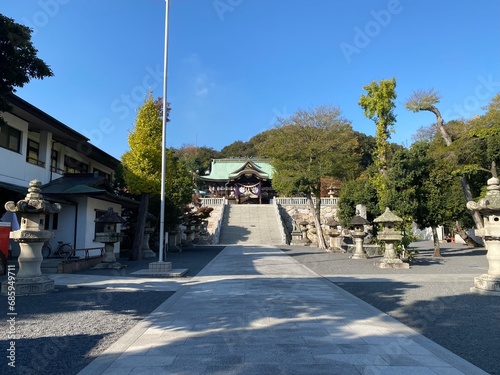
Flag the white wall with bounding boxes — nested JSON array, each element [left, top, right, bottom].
[[74, 196, 122, 257]]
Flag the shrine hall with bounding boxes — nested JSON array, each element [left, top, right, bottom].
[[200, 158, 275, 204]]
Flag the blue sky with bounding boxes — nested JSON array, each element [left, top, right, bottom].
[[2, 0, 499, 159]]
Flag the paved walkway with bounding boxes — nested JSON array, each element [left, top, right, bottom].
[[77, 245, 487, 375]]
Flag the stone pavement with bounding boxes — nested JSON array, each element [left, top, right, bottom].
[[77, 245, 487, 375]]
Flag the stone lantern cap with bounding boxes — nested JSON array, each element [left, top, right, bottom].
[[467, 177, 500, 215], [374, 208, 403, 225], [348, 215, 370, 227], [95, 207, 125, 224], [326, 219, 340, 227], [5, 180, 60, 214]]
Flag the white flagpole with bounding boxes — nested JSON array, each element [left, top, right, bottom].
[[159, 0, 170, 262]]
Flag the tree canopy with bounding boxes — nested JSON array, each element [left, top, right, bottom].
[[0, 14, 53, 122]]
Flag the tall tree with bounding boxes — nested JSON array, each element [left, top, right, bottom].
[[0, 15, 53, 124], [121, 94, 165, 260], [257, 105, 360, 249], [359, 78, 397, 209], [405, 89, 484, 230]]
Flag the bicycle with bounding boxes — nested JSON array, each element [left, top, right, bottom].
[[42, 241, 74, 258]]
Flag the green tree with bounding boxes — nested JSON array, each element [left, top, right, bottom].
[[121, 94, 162, 259], [121, 94, 169, 260], [257, 105, 360, 249], [175, 144, 220, 191], [0, 15, 53, 124], [359, 78, 397, 209], [405, 89, 485, 231]]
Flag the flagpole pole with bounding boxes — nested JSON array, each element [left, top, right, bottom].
[[159, 0, 170, 262]]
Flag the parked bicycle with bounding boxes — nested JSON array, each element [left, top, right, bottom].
[[42, 241, 74, 258]]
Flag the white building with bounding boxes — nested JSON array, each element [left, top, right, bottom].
[[0, 94, 136, 257]]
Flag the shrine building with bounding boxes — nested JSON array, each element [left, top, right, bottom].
[[200, 158, 275, 204]]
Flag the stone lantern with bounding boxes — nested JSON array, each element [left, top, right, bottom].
[[142, 213, 157, 259], [290, 220, 304, 245], [299, 221, 311, 245], [348, 215, 370, 259], [1, 180, 61, 295], [467, 176, 500, 295], [373, 207, 409, 269], [326, 219, 343, 252], [93, 207, 125, 269]]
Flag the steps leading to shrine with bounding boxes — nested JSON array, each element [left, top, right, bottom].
[[218, 204, 284, 245]]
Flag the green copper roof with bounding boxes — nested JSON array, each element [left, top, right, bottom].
[[201, 158, 274, 181]]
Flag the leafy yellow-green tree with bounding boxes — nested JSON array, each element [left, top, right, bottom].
[[359, 78, 397, 209], [121, 93, 164, 260], [257, 105, 361, 249]]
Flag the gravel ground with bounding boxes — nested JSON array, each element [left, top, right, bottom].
[[0, 246, 224, 375], [282, 241, 500, 375], [1, 242, 498, 375]]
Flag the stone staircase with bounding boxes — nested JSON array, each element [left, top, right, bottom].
[[218, 204, 284, 245]]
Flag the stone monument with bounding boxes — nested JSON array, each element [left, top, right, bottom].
[[1, 180, 61, 295], [467, 176, 500, 295], [373, 207, 409, 269]]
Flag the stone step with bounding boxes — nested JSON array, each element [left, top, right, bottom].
[[219, 204, 283, 245]]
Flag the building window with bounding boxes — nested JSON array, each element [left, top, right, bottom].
[[51, 149, 64, 174], [64, 156, 88, 174], [26, 139, 45, 167], [0, 123, 21, 153], [94, 210, 106, 237], [94, 168, 111, 182]]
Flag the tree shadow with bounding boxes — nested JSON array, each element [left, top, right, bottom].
[[336, 279, 499, 375]]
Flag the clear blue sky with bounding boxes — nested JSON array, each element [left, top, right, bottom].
[[2, 0, 499, 159]]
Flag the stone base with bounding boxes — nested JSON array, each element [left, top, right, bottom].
[[131, 261, 188, 277], [375, 258, 410, 269], [1, 275, 54, 295], [141, 249, 156, 259], [149, 261, 172, 272], [351, 252, 368, 259], [92, 262, 127, 270], [470, 274, 500, 296], [328, 247, 346, 253]]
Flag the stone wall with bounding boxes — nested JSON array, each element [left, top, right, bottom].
[[278, 203, 339, 245]]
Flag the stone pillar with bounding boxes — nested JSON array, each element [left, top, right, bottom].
[[1, 180, 61, 295], [348, 215, 370, 259], [467, 176, 500, 295], [374, 207, 409, 269]]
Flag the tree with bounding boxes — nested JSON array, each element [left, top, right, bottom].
[[359, 78, 397, 209], [175, 144, 220, 190], [257, 105, 361, 249], [0, 15, 53, 124], [121, 94, 166, 260], [405, 89, 484, 231]]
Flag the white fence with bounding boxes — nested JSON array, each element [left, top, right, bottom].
[[200, 198, 225, 207], [273, 197, 338, 206]]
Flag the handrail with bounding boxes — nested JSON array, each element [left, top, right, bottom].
[[272, 199, 288, 245], [202, 198, 227, 245]]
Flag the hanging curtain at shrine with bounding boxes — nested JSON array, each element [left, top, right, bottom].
[[235, 182, 261, 197]]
